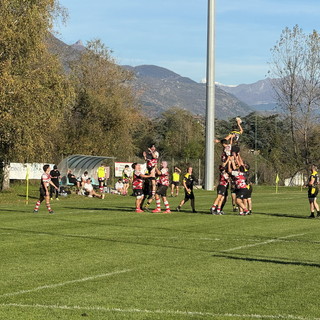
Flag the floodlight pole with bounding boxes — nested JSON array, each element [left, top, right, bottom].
[[204, 0, 215, 190]]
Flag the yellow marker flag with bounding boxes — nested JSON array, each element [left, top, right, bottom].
[[275, 173, 279, 193], [26, 166, 29, 204]]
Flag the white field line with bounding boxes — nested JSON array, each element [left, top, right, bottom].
[[12, 232, 278, 243], [223, 233, 305, 252], [62, 234, 293, 243], [0, 303, 318, 320], [0, 269, 132, 298]]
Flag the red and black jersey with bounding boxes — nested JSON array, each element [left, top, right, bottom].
[[231, 170, 247, 189], [41, 173, 51, 189], [218, 172, 229, 187], [146, 151, 159, 169], [132, 171, 143, 190], [158, 168, 170, 186]]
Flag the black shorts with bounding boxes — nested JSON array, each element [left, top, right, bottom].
[[143, 185, 152, 197], [231, 145, 240, 154], [172, 181, 180, 186], [217, 185, 228, 196], [156, 185, 168, 197], [236, 188, 249, 200], [308, 187, 319, 199], [184, 190, 195, 200], [133, 189, 144, 197], [39, 187, 47, 198], [147, 165, 155, 173]]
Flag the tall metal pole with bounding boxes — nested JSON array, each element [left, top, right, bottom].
[[254, 113, 258, 185], [205, 0, 215, 190]]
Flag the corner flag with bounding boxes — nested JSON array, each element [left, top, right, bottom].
[[275, 173, 279, 193]]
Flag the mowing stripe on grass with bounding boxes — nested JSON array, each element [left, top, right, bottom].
[[0, 269, 132, 298], [0, 303, 318, 320], [223, 233, 305, 252]]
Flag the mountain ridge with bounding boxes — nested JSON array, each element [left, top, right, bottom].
[[47, 35, 255, 120]]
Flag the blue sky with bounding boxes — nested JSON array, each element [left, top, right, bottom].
[[54, 0, 320, 85]]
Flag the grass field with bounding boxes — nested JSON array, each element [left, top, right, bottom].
[[0, 185, 320, 320]]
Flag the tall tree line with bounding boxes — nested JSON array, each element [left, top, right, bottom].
[[268, 25, 320, 169], [0, 0, 206, 189]]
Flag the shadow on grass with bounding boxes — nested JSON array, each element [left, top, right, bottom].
[[0, 208, 31, 213], [252, 211, 308, 219], [18, 194, 38, 199], [64, 206, 133, 212], [213, 253, 320, 268]]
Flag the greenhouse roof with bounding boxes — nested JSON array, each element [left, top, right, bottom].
[[61, 154, 115, 170]]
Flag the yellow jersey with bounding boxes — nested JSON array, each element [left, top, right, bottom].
[[172, 172, 180, 182], [97, 166, 105, 178]]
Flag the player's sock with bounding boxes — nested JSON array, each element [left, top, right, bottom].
[[164, 200, 170, 211], [156, 199, 161, 210], [46, 203, 52, 212], [34, 201, 41, 212]]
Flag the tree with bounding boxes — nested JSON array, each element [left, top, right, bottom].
[[65, 39, 143, 159], [0, 0, 74, 187], [268, 25, 320, 167], [155, 107, 205, 160]]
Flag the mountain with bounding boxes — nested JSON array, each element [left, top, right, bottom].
[[124, 65, 253, 120], [47, 34, 253, 120], [46, 34, 83, 71], [217, 79, 279, 112]]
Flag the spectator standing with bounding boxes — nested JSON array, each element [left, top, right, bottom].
[[122, 165, 132, 195], [97, 164, 106, 193], [50, 165, 60, 200]]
